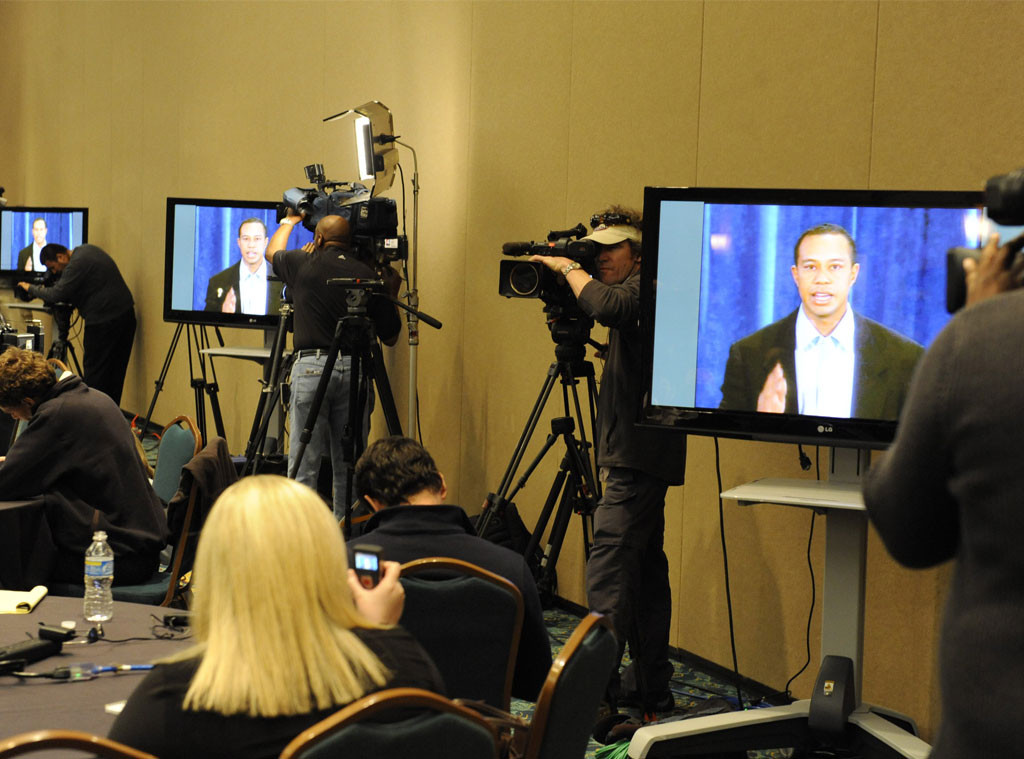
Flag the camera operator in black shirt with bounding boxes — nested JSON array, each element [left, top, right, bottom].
[[17, 243, 136, 406], [266, 211, 402, 519]]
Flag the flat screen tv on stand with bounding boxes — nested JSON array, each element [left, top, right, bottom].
[[630, 186, 984, 759], [163, 197, 314, 330]]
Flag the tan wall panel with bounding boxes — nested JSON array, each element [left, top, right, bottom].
[[698, 1, 877, 188], [872, 0, 1024, 189], [461, 1, 576, 554]]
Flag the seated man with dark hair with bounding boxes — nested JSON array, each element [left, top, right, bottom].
[[350, 435, 552, 701], [0, 347, 168, 584]]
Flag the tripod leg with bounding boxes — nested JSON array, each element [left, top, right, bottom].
[[244, 308, 293, 467], [206, 383, 227, 441], [138, 323, 183, 438], [523, 465, 569, 573], [243, 380, 285, 475], [368, 341, 402, 436], [477, 365, 560, 538], [535, 473, 578, 603]]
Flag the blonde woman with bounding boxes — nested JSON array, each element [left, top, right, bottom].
[[109, 475, 444, 759]]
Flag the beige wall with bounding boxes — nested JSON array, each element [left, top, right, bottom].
[[3, 0, 1023, 743]]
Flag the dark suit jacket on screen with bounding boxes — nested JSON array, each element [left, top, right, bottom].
[[204, 262, 283, 314], [719, 308, 924, 420], [17, 245, 34, 271]]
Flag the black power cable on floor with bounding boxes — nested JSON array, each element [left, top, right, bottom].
[[712, 436, 744, 709]]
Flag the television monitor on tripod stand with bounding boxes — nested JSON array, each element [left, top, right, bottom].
[[163, 197, 314, 330]]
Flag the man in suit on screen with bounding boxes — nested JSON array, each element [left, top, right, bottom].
[[17, 218, 48, 272], [719, 223, 924, 419], [204, 217, 283, 315]]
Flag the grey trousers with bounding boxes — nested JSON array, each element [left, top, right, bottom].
[[586, 466, 674, 706]]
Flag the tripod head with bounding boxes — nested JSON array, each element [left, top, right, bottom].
[[542, 302, 601, 371]]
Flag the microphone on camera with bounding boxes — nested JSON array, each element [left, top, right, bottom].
[[502, 242, 535, 256]]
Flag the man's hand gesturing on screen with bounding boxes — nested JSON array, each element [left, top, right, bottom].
[[221, 287, 237, 313], [757, 362, 787, 413]]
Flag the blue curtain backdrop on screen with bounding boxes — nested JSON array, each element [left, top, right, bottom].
[[692, 204, 975, 408]]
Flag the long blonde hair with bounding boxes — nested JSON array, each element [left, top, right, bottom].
[[173, 475, 390, 716]]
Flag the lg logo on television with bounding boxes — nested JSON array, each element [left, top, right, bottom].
[[817, 424, 833, 434]]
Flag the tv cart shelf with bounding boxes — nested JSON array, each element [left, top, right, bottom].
[[628, 448, 931, 759]]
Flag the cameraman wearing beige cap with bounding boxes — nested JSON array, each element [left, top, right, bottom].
[[530, 206, 686, 721]]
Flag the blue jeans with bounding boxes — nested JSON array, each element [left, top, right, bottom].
[[289, 353, 371, 519]]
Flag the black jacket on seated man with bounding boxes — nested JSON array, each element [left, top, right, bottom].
[[0, 375, 169, 584], [348, 504, 552, 701]]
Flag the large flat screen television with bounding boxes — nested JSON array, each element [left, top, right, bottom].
[[0, 206, 88, 273], [639, 186, 986, 448], [164, 197, 314, 329]]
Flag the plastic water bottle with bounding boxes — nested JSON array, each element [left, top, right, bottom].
[[83, 531, 114, 622]]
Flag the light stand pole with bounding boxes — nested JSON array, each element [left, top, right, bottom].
[[396, 138, 420, 437]]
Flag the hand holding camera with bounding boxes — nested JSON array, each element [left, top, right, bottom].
[[963, 232, 1024, 307]]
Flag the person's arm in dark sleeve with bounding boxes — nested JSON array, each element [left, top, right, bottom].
[[0, 409, 65, 498], [25, 260, 83, 306], [266, 212, 303, 265], [576, 275, 639, 330], [863, 326, 959, 568]]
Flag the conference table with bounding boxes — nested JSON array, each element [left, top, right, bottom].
[[0, 595, 190, 756]]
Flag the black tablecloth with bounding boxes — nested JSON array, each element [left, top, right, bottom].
[[0, 595, 191, 755], [0, 497, 55, 590]]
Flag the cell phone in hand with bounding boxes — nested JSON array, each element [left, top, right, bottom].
[[352, 544, 383, 589]]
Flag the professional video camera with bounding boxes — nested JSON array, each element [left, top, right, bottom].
[[498, 223, 600, 308], [947, 168, 1024, 312], [11, 268, 58, 303], [280, 163, 407, 265]]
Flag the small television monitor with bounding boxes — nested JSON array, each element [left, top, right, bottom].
[[639, 186, 985, 449], [0, 206, 88, 273], [163, 197, 314, 329]]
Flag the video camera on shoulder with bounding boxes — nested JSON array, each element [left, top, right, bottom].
[[947, 168, 1024, 312]]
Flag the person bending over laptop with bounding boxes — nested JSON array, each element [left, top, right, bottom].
[[0, 347, 167, 585]]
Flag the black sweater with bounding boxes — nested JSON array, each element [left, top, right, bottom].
[[0, 376, 167, 577], [864, 289, 1024, 758], [108, 626, 445, 759]]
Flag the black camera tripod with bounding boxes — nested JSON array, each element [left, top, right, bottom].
[[46, 303, 81, 374], [240, 300, 294, 476], [245, 277, 440, 535], [478, 312, 602, 604]]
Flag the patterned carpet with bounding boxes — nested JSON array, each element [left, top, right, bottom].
[[522, 606, 793, 759]]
